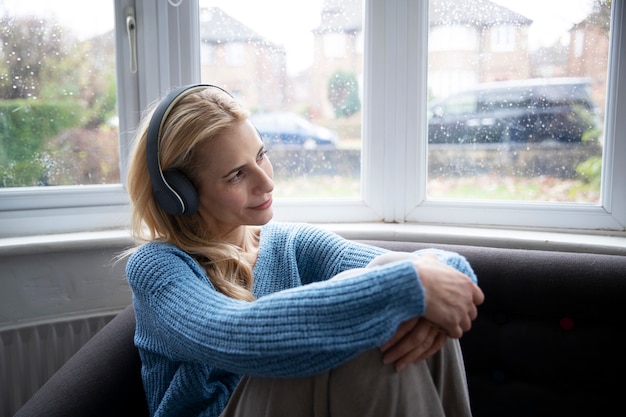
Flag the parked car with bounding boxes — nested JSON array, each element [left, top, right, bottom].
[[250, 111, 339, 149], [428, 77, 600, 145]]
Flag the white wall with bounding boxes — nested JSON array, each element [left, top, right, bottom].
[[0, 232, 132, 330]]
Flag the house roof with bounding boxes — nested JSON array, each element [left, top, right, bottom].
[[200, 7, 278, 46], [312, 0, 531, 34], [429, 0, 532, 27], [313, 0, 363, 34]]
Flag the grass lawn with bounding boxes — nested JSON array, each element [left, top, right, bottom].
[[273, 174, 600, 204]]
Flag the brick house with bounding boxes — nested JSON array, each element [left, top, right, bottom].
[[428, 0, 532, 99], [566, 5, 610, 114], [200, 1, 608, 120], [199, 7, 287, 112]]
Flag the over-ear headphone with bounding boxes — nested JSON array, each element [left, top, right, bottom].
[[145, 84, 232, 215]]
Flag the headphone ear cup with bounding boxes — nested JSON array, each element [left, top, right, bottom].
[[156, 169, 199, 215], [146, 84, 233, 216]]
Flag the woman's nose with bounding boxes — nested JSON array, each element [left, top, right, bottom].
[[254, 164, 274, 194]]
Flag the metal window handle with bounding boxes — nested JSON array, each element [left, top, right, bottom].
[[126, 8, 137, 74]]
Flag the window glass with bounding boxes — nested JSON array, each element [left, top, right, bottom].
[[0, 0, 117, 188], [199, 0, 363, 199], [427, 0, 608, 204]]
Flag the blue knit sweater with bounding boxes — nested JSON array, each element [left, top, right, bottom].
[[126, 221, 477, 417]]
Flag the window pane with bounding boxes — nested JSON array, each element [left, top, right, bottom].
[[427, 0, 608, 204], [199, 0, 363, 199], [0, 0, 117, 187]]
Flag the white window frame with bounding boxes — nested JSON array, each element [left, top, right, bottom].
[[429, 25, 479, 52], [0, 0, 624, 238], [0, 0, 202, 237], [409, 1, 625, 232], [490, 24, 516, 52]]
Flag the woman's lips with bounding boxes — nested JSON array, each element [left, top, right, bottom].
[[251, 197, 272, 210]]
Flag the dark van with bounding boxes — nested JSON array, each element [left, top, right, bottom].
[[428, 77, 599, 145]]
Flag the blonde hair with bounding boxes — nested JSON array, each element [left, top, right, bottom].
[[125, 86, 255, 301]]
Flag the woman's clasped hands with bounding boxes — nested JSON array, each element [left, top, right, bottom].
[[381, 253, 484, 372]]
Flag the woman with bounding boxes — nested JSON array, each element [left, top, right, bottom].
[[125, 84, 484, 417]]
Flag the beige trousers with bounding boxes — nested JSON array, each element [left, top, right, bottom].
[[221, 252, 473, 417]]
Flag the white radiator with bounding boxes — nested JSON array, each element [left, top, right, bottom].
[[0, 313, 116, 417]]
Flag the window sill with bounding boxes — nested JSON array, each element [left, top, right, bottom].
[[322, 223, 626, 256], [1, 223, 625, 256]]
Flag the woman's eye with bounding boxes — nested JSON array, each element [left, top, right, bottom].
[[229, 171, 243, 182]]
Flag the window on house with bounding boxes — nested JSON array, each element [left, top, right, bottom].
[[427, 0, 608, 205], [490, 25, 516, 52], [324, 33, 347, 58], [429, 25, 479, 51], [224, 43, 246, 66], [574, 30, 585, 57], [0, 1, 117, 188]]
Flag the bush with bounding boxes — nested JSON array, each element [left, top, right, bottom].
[[0, 99, 83, 186], [328, 71, 361, 119], [576, 155, 602, 186]]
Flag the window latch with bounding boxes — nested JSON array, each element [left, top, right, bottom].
[[126, 7, 137, 74]]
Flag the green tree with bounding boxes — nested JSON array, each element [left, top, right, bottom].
[[0, 16, 70, 100], [588, 0, 612, 35], [328, 70, 361, 118], [0, 15, 118, 186]]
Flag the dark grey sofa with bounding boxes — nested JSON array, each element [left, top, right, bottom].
[[14, 241, 626, 417]]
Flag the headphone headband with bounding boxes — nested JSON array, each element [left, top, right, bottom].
[[145, 84, 232, 215]]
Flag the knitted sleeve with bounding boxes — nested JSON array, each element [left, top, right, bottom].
[[126, 239, 424, 378]]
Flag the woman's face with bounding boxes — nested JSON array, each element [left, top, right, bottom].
[[195, 119, 274, 237]]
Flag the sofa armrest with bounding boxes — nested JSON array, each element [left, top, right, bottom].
[[14, 304, 149, 417]]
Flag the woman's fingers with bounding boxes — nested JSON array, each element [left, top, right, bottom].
[[381, 318, 446, 371], [393, 331, 447, 372], [380, 317, 418, 353]]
